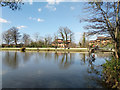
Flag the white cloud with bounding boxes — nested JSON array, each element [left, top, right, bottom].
[[45, 0, 85, 5], [46, 0, 65, 5], [29, 17, 45, 22], [0, 18, 9, 23], [17, 26, 27, 29], [29, 17, 36, 20], [38, 8, 42, 12], [46, 0, 56, 5], [45, 4, 56, 11], [45, 0, 66, 11], [29, 0, 33, 5], [56, 0, 65, 4], [37, 18, 44, 22], [70, 6, 75, 10]]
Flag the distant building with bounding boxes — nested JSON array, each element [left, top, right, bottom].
[[89, 36, 112, 46], [89, 40, 96, 46], [52, 39, 71, 48]]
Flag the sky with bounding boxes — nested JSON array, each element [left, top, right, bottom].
[[0, 1, 97, 44]]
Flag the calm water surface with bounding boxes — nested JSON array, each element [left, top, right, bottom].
[[2, 51, 112, 88]]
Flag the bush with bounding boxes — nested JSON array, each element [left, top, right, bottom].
[[21, 47, 26, 52], [102, 57, 120, 88]]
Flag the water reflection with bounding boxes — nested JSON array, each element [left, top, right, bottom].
[[2, 51, 112, 70], [2, 51, 112, 88], [79, 53, 87, 65], [2, 51, 76, 69], [23, 52, 32, 63], [81, 53, 86, 64], [58, 53, 74, 69], [87, 53, 98, 74], [3, 52, 19, 69], [79, 52, 112, 76]]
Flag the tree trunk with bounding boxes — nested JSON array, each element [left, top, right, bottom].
[[114, 0, 120, 59], [115, 41, 119, 59], [14, 38, 17, 46], [114, 26, 120, 59], [64, 41, 66, 49], [7, 41, 9, 45]]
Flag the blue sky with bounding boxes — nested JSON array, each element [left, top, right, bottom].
[[1, 1, 96, 43]]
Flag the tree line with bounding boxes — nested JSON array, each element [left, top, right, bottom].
[[2, 26, 78, 48]]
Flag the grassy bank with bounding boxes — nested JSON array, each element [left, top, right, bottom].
[[0, 48, 114, 52], [1, 48, 89, 52]]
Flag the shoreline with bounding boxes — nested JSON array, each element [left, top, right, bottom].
[[0, 48, 113, 52], [1, 48, 88, 52]]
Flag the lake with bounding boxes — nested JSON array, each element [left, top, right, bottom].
[[1, 51, 112, 88]]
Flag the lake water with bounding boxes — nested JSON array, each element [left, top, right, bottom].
[[1, 51, 112, 88]]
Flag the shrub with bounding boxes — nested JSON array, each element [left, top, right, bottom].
[[102, 57, 120, 89], [21, 47, 26, 52]]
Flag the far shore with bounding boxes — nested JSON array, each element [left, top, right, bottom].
[[0, 47, 114, 52]]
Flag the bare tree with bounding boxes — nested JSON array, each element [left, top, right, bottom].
[[79, 41, 82, 48], [22, 33, 30, 46], [44, 35, 52, 47], [83, 1, 120, 59], [58, 27, 73, 48], [53, 33, 58, 48], [0, 0, 24, 10], [37, 39, 44, 47], [2, 30, 12, 45], [33, 33, 40, 42], [59, 27, 65, 47], [10, 27, 21, 45], [82, 32, 86, 48]]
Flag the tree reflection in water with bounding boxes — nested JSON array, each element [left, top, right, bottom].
[[80, 53, 87, 65], [22, 52, 32, 63], [82, 53, 86, 64], [2, 51, 113, 88], [3, 51, 75, 69], [87, 52, 113, 75], [87, 53, 100, 75], [78, 52, 113, 76], [44, 52, 52, 61], [54, 52, 74, 69], [2, 51, 112, 71], [79, 52, 108, 77], [3, 52, 19, 69]]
